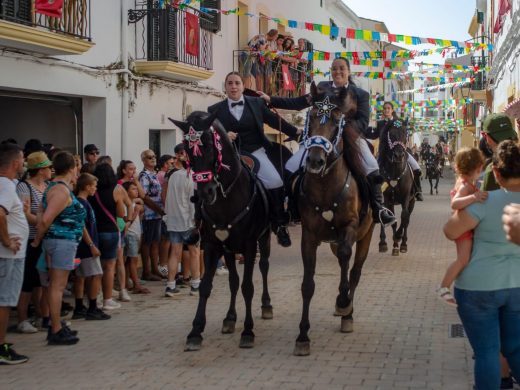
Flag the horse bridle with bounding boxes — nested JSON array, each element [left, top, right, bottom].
[[185, 125, 239, 198]]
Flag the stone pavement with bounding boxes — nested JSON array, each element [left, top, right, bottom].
[[3, 170, 476, 390]]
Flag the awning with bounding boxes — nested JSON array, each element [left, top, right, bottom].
[[504, 97, 520, 118]]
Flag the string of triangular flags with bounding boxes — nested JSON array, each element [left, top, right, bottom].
[[160, 0, 493, 50]]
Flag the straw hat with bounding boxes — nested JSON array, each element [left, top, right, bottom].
[[26, 151, 52, 170]]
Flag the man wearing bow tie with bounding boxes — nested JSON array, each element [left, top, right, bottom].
[[207, 72, 301, 247]]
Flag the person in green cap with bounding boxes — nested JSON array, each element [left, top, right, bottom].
[[481, 113, 518, 191]]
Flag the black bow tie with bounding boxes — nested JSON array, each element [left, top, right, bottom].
[[231, 101, 244, 108]]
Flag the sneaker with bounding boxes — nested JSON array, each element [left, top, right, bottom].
[[216, 266, 229, 276], [164, 287, 181, 297], [190, 286, 199, 296], [0, 343, 28, 365], [102, 299, 122, 311], [17, 319, 38, 334], [158, 264, 169, 278], [119, 289, 131, 302], [72, 306, 87, 320], [86, 308, 111, 321], [47, 328, 79, 345]]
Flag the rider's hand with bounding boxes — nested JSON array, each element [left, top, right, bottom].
[[257, 91, 271, 104], [228, 131, 238, 141], [473, 191, 488, 203]]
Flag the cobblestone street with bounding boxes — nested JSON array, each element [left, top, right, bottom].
[[3, 171, 475, 390]]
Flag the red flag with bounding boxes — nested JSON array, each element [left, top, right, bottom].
[[35, 0, 64, 18], [185, 12, 199, 57], [494, 0, 512, 33], [281, 64, 296, 91]]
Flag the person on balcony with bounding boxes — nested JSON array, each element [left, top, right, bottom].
[[296, 38, 310, 96], [208, 72, 301, 247], [259, 57, 396, 226], [365, 101, 424, 201]]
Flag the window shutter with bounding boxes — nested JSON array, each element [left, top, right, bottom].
[[200, 0, 220, 33]]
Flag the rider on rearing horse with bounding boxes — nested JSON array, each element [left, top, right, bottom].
[[366, 101, 424, 201], [207, 72, 301, 247], [260, 57, 396, 226]]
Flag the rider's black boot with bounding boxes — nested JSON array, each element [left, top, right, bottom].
[[413, 169, 424, 201], [268, 187, 291, 247], [367, 171, 396, 226]]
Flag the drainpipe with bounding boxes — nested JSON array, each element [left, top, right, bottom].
[[120, 0, 129, 161]]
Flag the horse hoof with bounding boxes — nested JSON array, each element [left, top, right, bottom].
[[293, 341, 310, 356], [430, 191, 433, 195], [392, 248, 400, 256], [184, 337, 202, 352], [334, 302, 353, 317], [261, 305, 273, 320], [221, 319, 236, 334], [239, 334, 255, 349], [400, 247, 407, 253], [340, 318, 354, 333], [379, 244, 388, 253]]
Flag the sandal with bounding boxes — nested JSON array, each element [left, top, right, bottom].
[[437, 286, 457, 307], [132, 287, 150, 294]]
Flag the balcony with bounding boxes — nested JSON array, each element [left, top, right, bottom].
[[130, 1, 214, 82], [233, 50, 310, 98], [0, 0, 93, 55]]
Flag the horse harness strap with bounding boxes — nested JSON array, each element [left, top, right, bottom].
[[300, 170, 352, 229], [382, 163, 411, 190]]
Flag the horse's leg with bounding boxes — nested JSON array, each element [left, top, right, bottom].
[[379, 223, 388, 253], [239, 242, 257, 348], [334, 225, 357, 315], [389, 205, 399, 256], [257, 229, 273, 319], [294, 229, 318, 356], [400, 198, 415, 253], [221, 251, 239, 334], [436, 177, 439, 195], [343, 222, 376, 333], [185, 245, 221, 351], [429, 177, 433, 195]]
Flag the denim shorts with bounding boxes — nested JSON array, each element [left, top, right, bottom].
[[98, 231, 120, 260], [76, 256, 103, 278], [124, 232, 140, 258], [0, 257, 24, 306], [42, 238, 78, 271], [168, 228, 200, 246]]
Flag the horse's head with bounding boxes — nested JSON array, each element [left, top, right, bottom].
[[303, 82, 357, 175], [169, 111, 231, 205], [382, 119, 408, 163]]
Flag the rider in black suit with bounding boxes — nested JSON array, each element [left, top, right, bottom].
[[207, 72, 300, 247], [260, 57, 395, 226]]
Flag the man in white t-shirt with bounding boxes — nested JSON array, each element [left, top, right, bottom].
[[0, 143, 29, 365]]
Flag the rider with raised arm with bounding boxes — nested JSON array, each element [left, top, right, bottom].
[[207, 72, 301, 247], [259, 57, 395, 226], [365, 101, 423, 201]]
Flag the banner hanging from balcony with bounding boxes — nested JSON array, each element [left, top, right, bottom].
[[185, 12, 199, 56], [281, 64, 296, 91], [35, 0, 64, 18]]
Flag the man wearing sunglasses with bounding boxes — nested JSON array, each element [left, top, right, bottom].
[[81, 144, 100, 174]]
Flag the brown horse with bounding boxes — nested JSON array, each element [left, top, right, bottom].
[[293, 83, 375, 356]]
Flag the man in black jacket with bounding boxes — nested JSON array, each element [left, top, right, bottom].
[[207, 72, 301, 247]]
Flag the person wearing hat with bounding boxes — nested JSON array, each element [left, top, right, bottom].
[[481, 113, 518, 191], [81, 144, 100, 174], [15, 151, 52, 334]]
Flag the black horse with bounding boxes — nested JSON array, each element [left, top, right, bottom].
[[293, 83, 375, 356], [378, 119, 416, 256], [425, 151, 440, 195], [170, 112, 275, 351]]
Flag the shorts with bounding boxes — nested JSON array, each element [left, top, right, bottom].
[[0, 257, 24, 306], [168, 228, 200, 246], [455, 230, 473, 243], [42, 238, 78, 271], [142, 219, 162, 244], [76, 256, 103, 277], [22, 240, 42, 293], [98, 231, 120, 260], [124, 232, 140, 258], [161, 220, 169, 238]]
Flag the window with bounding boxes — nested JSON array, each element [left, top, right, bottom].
[[200, 0, 221, 33], [330, 18, 337, 41]]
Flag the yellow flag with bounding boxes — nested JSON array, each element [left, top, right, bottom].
[[321, 25, 330, 35]]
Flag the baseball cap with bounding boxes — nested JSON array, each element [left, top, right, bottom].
[[483, 113, 517, 142], [83, 144, 99, 154]]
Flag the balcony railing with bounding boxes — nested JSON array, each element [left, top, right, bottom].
[[233, 50, 309, 97], [0, 0, 91, 41], [130, 1, 212, 71]]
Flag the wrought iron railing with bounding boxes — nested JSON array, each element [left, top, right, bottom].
[[0, 0, 91, 41], [130, 1, 213, 71], [233, 50, 309, 97]]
